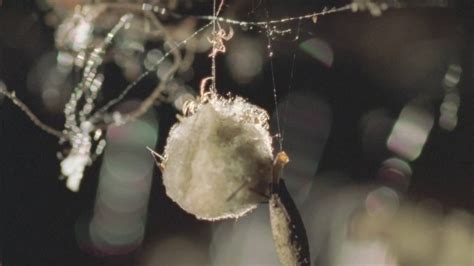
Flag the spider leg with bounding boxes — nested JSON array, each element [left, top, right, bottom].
[[225, 181, 248, 202], [225, 180, 270, 202], [146, 146, 165, 172], [249, 187, 270, 201]]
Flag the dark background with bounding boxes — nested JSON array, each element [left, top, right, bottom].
[[1, 0, 473, 265]]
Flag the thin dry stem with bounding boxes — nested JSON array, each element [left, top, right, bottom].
[[0, 85, 64, 138]]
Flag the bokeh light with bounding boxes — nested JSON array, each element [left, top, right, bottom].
[[377, 157, 412, 191], [271, 90, 332, 204], [226, 36, 264, 84], [210, 206, 280, 266], [300, 38, 334, 68], [387, 102, 434, 161], [140, 235, 209, 266], [365, 186, 399, 217], [87, 102, 158, 255], [1, 2, 472, 265], [27, 51, 74, 113]]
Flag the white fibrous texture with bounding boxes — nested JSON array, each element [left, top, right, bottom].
[[162, 96, 274, 220]]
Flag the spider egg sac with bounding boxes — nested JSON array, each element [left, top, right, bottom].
[[162, 96, 274, 220]]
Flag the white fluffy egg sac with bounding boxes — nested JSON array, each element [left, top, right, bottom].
[[162, 95, 274, 220]]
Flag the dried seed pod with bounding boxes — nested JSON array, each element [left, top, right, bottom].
[[270, 152, 311, 266], [160, 95, 274, 220]]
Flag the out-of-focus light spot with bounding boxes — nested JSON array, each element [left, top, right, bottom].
[[86, 102, 158, 255], [55, 11, 93, 52], [106, 118, 158, 146], [436, 211, 474, 266], [140, 236, 209, 266], [439, 64, 462, 131], [226, 37, 263, 84], [387, 103, 434, 161], [144, 49, 163, 71], [156, 60, 173, 81], [377, 157, 411, 191], [27, 52, 73, 113], [103, 152, 154, 183], [210, 206, 280, 266], [41, 88, 61, 108], [300, 38, 334, 67], [439, 113, 458, 131], [439, 91, 460, 131], [305, 179, 395, 265], [303, 171, 354, 264], [0, 80, 6, 104], [336, 239, 398, 266], [441, 93, 460, 111], [271, 91, 332, 204], [56, 51, 74, 69], [114, 52, 142, 81], [440, 100, 458, 114], [365, 187, 399, 217], [442, 64, 462, 90], [90, 215, 145, 246]]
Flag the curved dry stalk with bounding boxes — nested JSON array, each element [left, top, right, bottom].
[[91, 21, 212, 124], [0, 84, 64, 138]]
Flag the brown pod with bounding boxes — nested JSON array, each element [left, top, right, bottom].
[[269, 152, 310, 266]]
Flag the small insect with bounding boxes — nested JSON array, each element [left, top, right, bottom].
[[269, 151, 311, 266]]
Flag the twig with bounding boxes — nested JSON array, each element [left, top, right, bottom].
[[0, 84, 64, 138]]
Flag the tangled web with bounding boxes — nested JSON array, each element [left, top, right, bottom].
[[0, 0, 450, 192]]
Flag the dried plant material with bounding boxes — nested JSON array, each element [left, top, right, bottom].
[[208, 26, 234, 58], [161, 95, 273, 220]]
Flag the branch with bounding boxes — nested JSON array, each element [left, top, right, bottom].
[[0, 83, 64, 139]]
